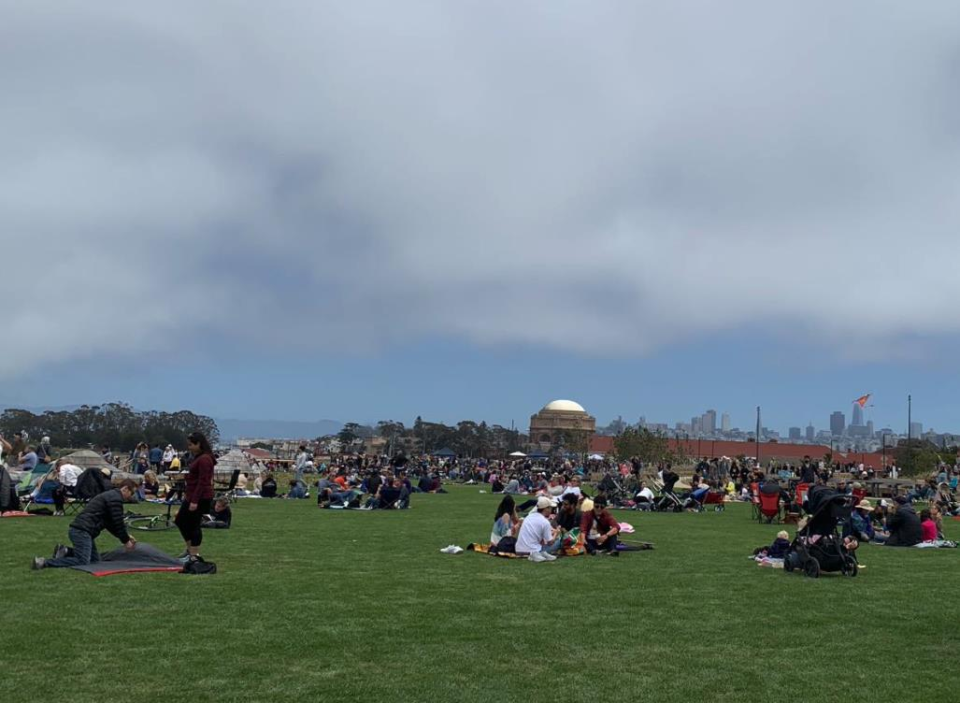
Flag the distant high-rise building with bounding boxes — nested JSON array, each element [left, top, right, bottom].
[[852, 402, 864, 427], [703, 409, 717, 434], [789, 427, 802, 440], [830, 411, 845, 436], [638, 416, 646, 428], [805, 423, 815, 442], [691, 416, 702, 436], [721, 413, 731, 432], [866, 420, 874, 436], [910, 421, 923, 438]]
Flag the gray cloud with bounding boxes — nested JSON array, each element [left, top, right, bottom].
[[3, 1, 960, 376]]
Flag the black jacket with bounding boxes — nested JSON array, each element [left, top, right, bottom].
[[886, 504, 922, 547], [70, 489, 131, 543]]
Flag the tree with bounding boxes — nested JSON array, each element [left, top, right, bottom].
[[895, 441, 944, 477], [613, 427, 671, 464]]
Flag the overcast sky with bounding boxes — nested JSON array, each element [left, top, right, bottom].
[[3, 2, 959, 431]]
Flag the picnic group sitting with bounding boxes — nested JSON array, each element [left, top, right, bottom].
[[477, 490, 625, 561], [844, 496, 953, 548], [315, 468, 413, 510]]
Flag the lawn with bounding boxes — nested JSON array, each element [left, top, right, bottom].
[[2, 486, 958, 703]]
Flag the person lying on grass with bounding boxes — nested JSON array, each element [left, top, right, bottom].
[[581, 496, 621, 556], [32, 479, 138, 570], [319, 486, 362, 508], [202, 497, 232, 529]]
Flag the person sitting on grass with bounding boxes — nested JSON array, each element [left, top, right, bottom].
[[202, 497, 232, 529], [259, 473, 278, 498], [515, 496, 560, 562], [846, 499, 887, 543], [555, 493, 581, 533], [581, 496, 621, 556], [928, 503, 945, 538], [491, 495, 521, 547], [920, 509, 938, 543], [140, 470, 161, 500], [286, 479, 308, 499], [753, 530, 792, 559], [502, 475, 523, 495], [32, 479, 138, 570], [634, 481, 655, 511], [885, 497, 922, 547]]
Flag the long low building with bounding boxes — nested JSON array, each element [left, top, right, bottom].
[[589, 436, 893, 468]]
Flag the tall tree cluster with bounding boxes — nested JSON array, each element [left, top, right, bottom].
[[0, 403, 219, 452]]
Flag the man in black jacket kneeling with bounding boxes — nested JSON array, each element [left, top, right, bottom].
[[32, 479, 138, 570]]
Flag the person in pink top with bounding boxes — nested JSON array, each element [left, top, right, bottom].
[[919, 509, 938, 542]]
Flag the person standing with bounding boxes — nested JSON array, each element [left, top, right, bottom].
[[161, 444, 175, 472], [149, 444, 163, 472], [175, 432, 216, 564]]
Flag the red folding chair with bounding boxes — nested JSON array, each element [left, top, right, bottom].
[[796, 482, 810, 508], [757, 491, 781, 523]]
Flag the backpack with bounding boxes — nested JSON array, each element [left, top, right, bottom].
[[182, 558, 217, 575]]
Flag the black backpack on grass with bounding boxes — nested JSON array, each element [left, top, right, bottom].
[[182, 557, 217, 575]]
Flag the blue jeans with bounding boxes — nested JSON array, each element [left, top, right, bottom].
[[45, 528, 100, 568]]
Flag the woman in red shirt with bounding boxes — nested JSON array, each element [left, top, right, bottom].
[[174, 432, 216, 563]]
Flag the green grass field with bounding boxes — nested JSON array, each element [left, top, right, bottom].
[[2, 486, 958, 702]]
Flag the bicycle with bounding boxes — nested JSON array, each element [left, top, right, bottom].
[[125, 499, 177, 531]]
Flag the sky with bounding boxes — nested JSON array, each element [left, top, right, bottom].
[[3, 2, 960, 434]]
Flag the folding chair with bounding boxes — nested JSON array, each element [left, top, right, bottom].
[[757, 491, 782, 524], [214, 469, 242, 503]]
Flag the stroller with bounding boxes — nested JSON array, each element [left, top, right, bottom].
[[784, 485, 858, 578], [597, 473, 632, 508]]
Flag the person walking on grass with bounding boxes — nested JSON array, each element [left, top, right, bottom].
[[32, 479, 138, 570], [175, 432, 216, 564]]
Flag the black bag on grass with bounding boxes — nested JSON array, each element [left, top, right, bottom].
[[182, 558, 217, 575]]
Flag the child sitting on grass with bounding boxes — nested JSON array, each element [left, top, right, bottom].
[[753, 530, 791, 559]]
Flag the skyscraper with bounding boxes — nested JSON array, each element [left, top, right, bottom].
[[691, 416, 702, 436], [830, 411, 845, 436], [910, 421, 923, 438], [852, 402, 864, 427], [805, 423, 815, 442], [789, 427, 802, 440], [703, 409, 717, 435], [721, 413, 731, 433]]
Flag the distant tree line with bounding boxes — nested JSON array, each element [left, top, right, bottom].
[[329, 417, 526, 458], [0, 403, 219, 452]]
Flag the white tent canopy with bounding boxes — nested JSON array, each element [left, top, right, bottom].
[[509, 451, 527, 457]]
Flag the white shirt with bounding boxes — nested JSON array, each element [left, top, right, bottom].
[[560, 486, 582, 499], [637, 487, 654, 502], [58, 463, 83, 487], [162, 448, 175, 463], [516, 511, 552, 554]]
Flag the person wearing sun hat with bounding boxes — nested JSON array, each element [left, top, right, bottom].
[[846, 498, 886, 544]]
